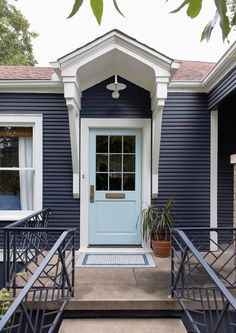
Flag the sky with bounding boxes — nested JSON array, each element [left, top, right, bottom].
[[12, 0, 236, 67]]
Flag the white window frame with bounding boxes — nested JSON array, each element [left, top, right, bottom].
[[0, 114, 42, 220]]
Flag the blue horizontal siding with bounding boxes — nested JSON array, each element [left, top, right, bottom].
[[209, 66, 236, 110], [154, 93, 210, 229], [218, 92, 236, 228], [81, 76, 151, 118], [0, 93, 80, 246]]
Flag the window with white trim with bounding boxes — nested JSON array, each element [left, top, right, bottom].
[[0, 115, 42, 219]]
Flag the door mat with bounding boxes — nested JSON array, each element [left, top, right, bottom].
[[75, 253, 156, 268]]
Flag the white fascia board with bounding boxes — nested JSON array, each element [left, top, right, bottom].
[[169, 80, 204, 93], [0, 80, 63, 93], [169, 42, 236, 93], [58, 32, 177, 75], [202, 41, 236, 92], [59, 30, 174, 68]]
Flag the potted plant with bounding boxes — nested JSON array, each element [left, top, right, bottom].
[[141, 197, 174, 257]]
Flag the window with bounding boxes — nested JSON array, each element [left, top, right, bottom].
[[0, 115, 42, 219], [96, 135, 136, 191]]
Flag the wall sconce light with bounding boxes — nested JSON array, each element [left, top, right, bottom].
[[106, 75, 126, 99]]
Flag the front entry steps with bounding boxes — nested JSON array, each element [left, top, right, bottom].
[[59, 318, 187, 333]]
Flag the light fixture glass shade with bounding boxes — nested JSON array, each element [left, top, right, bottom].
[[112, 91, 120, 99], [106, 75, 126, 99]]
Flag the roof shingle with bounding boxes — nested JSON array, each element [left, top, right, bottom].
[[173, 60, 215, 81], [0, 66, 54, 80], [0, 61, 215, 81]]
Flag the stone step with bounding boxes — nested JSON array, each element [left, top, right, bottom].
[[64, 298, 181, 311], [59, 318, 187, 333]]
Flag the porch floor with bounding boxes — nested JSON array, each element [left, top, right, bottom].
[[65, 254, 180, 311]]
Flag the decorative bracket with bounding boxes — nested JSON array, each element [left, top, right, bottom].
[[63, 78, 81, 198], [151, 77, 169, 198]]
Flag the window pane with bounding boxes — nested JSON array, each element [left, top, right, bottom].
[[96, 173, 108, 191], [109, 173, 122, 190], [110, 155, 122, 172], [0, 137, 18, 167], [0, 170, 33, 210], [123, 173, 135, 191], [96, 155, 108, 172], [124, 136, 135, 153], [96, 136, 108, 153], [110, 136, 122, 153], [123, 155, 135, 172], [0, 127, 33, 168]]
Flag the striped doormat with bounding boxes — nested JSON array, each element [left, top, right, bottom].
[[75, 253, 156, 268]]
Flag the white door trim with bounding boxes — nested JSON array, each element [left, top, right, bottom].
[[80, 118, 151, 251]]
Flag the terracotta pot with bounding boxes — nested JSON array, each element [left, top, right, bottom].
[[151, 239, 171, 257]]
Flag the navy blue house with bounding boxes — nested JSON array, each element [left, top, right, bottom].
[[0, 30, 235, 251]]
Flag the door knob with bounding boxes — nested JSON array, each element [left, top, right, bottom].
[[90, 185, 94, 203]]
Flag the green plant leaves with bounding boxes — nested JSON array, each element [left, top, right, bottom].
[[201, 10, 219, 42], [214, 0, 230, 41], [67, 0, 124, 23], [169, 0, 233, 42], [113, 0, 125, 17], [90, 0, 103, 25], [67, 0, 84, 19], [141, 197, 174, 242], [170, 0, 202, 18], [170, 0, 190, 14], [187, 0, 202, 18], [232, 12, 236, 26], [201, 1, 230, 42]]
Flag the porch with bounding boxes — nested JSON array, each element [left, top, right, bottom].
[[59, 256, 186, 332], [66, 255, 176, 312], [1, 210, 236, 333]]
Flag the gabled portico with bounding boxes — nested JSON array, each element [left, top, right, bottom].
[[51, 30, 179, 250]]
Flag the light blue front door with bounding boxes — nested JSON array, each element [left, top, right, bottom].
[[89, 129, 142, 245]]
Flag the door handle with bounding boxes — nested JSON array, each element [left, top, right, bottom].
[[90, 185, 94, 203]]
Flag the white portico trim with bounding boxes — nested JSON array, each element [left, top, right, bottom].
[[51, 30, 179, 198]]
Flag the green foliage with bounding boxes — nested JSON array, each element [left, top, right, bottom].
[[68, 0, 84, 19], [168, 0, 235, 41], [90, 0, 103, 25], [68, 0, 124, 23], [170, 0, 202, 18], [215, 0, 231, 40], [141, 197, 174, 242], [0, 288, 10, 319], [113, 0, 125, 17], [0, 0, 38, 65], [67, 0, 236, 42]]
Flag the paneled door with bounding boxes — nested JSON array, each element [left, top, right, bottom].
[[89, 129, 142, 245]]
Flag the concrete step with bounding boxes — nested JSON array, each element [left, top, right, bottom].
[[59, 318, 187, 333]]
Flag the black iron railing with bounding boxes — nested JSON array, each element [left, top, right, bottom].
[[172, 228, 236, 333], [4, 208, 52, 292], [0, 209, 75, 333]]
